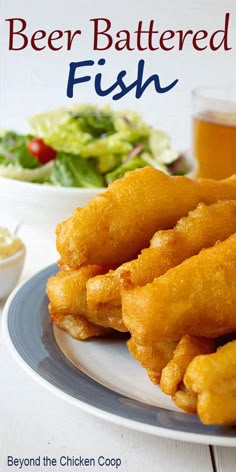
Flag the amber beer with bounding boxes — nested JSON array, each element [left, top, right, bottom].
[[192, 88, 236, 180]]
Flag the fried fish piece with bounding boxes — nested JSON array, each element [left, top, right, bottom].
[[160, 335, 215, 413], [161, 335, 215, 396], [47, 266, 126, 332], [50, 308, 111, 340], [172, 390, 197, 414], [184, 341, 236, 424], [47, 266, 107, 314], [87, 200, 236, 310], [56, 167, 236, 268], [127, 337, 177, 384], [122, 233, 236, 343]]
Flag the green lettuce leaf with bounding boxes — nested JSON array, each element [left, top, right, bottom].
[[0, 131, 40, 169], [30, 110, 92, 155], [71, 105, 115, 137], [50, 152, 104, 188], [0, 161, 53, 182], [95, 154, 122, 174], [105, 157, 147, 184], [149, 129, 178, 164], [81, 133, 132, 158], [0, 155, 9, 166]]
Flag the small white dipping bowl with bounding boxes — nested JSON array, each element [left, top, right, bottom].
[[0, 247, 26, 299]]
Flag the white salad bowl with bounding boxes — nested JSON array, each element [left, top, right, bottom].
[[0, 247, 26, 299], [0, 177, 104, 235]]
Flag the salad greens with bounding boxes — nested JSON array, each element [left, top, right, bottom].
[[0, 131, 40, 169], [0, 105, 188, 187], [105, 157, 147, 184], [50, 152, 104, 188]]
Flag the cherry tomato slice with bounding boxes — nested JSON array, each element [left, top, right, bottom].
[[27, 138, 57, 164]]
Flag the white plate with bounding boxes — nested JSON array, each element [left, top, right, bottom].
[[3, 264, 236, 446]]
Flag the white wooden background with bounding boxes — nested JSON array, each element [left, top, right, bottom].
[[0, 224, 236, 472]]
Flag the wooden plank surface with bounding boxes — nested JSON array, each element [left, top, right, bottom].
[[213, 446, 236, 472]]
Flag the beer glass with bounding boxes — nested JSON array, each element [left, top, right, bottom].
[[192, 87, 236, 179]]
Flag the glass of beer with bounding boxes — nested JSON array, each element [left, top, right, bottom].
[[192, 87, 236, 179]]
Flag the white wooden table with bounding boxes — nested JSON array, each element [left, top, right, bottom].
[[0, 223, 235, 472]]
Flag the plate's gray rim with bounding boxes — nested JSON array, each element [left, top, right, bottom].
[[2, 265, 236, 447]]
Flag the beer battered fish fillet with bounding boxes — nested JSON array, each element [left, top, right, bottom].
[[172, 390, 197, 415], [127, 338, 177, 384], [50, 309, 111, 340], [184, 341, 236, 425], [56, 167, 236, 268], [87, 200, 236, 310], [122, 233, 236, 343], [46, 266, 126, 332], [161, 336, 215, 396], [160, 335, 215, 413]]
